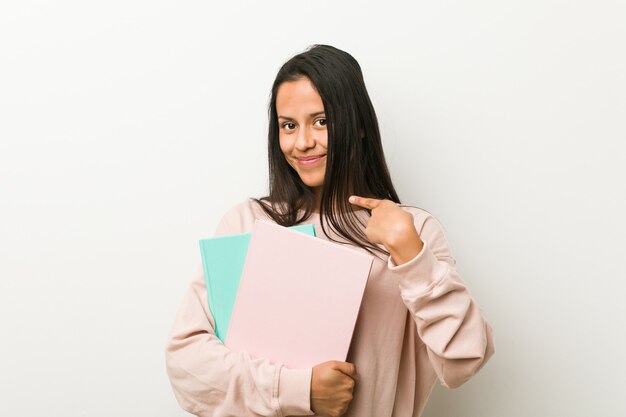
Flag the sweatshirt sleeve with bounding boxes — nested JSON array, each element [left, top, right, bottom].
[[165, 213, 314, 417], [388, 212, 495, 389]]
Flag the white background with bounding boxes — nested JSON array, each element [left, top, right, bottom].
[[1, 1, 625, 416]]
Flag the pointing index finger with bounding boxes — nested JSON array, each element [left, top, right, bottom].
[[349, 195, 381, 210]]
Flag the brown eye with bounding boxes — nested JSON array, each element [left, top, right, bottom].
[[282, 122, 296, 131], [314, 118, 327, 127]]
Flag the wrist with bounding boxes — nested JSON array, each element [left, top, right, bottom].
[[279, 367, 314, 416], [385, 229, 424, 265]]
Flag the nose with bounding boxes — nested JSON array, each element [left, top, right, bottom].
[[294, 126, 316, 151]]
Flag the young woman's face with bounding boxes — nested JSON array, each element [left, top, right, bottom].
[[276, 77, 328, 194]]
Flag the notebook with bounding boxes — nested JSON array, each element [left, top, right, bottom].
[[199, 223, 316, 342], [225, 220, 374, 368]]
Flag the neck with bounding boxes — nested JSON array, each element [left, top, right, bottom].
[[313, 187, 322, 213]]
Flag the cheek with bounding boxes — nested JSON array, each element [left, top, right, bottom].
[[278, 135, 290, 155], [278, 136, 287, 153], [320, 130, 329, 150]]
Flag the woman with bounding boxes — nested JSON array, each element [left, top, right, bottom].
[[166, 45, 494, 417]]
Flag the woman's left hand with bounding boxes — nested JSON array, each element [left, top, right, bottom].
[[349, 195, 424, 265]]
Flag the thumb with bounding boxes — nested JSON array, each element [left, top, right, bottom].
[[333, 361, 357, 378]]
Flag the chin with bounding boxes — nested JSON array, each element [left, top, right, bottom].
[[300, 176, 324, 189]]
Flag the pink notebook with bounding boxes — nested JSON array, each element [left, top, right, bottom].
[[225, 220, 373, 369]]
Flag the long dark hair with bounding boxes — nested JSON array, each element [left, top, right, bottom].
[[254, 44, 400, 255]]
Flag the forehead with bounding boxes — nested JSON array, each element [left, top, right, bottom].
[[276, 78, 324, 115]]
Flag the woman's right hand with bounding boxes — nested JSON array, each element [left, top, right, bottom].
[[310, 360, 357, 417]]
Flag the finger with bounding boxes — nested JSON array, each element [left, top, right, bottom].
[[348, 195, 381, 210], [333, 361, 357, 377]]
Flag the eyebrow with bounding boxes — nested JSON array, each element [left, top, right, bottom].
[[278, 111, 326, 121]]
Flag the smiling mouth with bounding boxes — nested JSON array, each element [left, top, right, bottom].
[[295, 155, 326, 167]]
